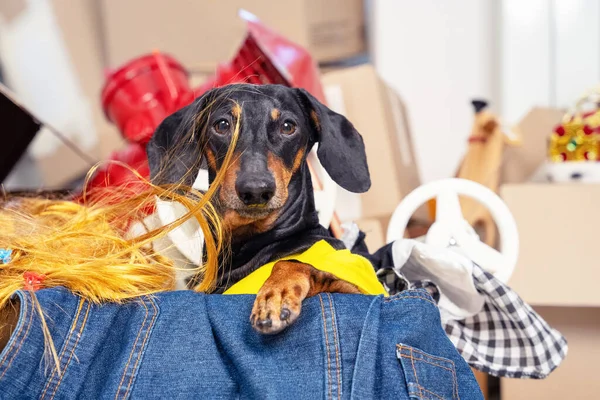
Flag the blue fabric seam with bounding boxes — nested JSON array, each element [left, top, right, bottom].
[[0, 290, 31, 379]]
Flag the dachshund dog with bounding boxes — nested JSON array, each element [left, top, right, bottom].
[[147, 84, 371, 334]]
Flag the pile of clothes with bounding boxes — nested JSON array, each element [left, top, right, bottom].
[[343, 223, 567, 379]]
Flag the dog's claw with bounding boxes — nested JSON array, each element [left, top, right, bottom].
[[251, 287, 303, 335], [251, 288, 302, 334], [280, 308, 291, 321], [256, 318, 272, 329]]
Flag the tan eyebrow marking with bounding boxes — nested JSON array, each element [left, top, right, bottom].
[[271, 108, 281, 121]]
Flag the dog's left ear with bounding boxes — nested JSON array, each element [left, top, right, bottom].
[[296, 89, 371, 193], [147, 88, 218, 187], [147, 103, 200, 187]]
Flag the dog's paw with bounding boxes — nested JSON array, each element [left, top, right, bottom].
[[250, 261, 310, 334], [250, 286, 306, 334], [250, 260, 360, 334]]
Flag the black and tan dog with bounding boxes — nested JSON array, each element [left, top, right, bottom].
[[147, 84, 371, 334]]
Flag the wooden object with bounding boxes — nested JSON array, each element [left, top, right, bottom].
[[473, 369, 489, 399], [456, 100, 520, 247], [452, 100, 520, 398]]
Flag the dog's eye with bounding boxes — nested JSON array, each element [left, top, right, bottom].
[[214, 119, 230, 134], [281, 121, 297, 135]]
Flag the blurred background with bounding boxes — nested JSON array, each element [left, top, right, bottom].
[[1, 1, 599, 399], [6, 0, 598, 188]]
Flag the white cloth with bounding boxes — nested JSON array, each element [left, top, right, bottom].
[[126, 211, 198, 290], [391, 239, 485, 322]]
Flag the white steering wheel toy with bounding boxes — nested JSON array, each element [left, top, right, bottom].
[[386, 178, 519, 283]]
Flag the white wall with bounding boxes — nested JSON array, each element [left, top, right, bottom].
[[552, 0, 600, 109], [500, 0, 553, 125], [372, 0, 497, 183], [500, 0, 600, 123], [372, 0, 600, 183], [0, 0, 98, 158]]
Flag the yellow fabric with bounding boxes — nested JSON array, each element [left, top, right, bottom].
[[224, 240, 388, 296]]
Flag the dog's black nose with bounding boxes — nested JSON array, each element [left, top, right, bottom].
[[236, 177, 276, 206]]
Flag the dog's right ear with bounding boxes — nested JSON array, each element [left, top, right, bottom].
[[147, 90, 216, 186], [295, 89, 371, 193]]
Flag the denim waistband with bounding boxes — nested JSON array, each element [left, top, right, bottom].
[[0, 288, 481, 399]]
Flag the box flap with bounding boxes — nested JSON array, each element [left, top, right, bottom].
[[0, 0, 26, 23], [502, 107, 565, 184]]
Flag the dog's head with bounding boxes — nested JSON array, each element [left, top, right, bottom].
[[147, 84, 370, 232]]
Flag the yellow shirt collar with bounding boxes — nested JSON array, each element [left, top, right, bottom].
[[224, 240, 388, 296]]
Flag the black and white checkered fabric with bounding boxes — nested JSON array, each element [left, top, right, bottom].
[[378, 264, 567, 379], [443, 265, 567, 379]]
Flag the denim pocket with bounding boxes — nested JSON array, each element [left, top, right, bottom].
[[397, 343, 459, 400]]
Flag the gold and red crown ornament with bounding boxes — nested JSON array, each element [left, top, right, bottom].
[[549, 89, 600, 162]]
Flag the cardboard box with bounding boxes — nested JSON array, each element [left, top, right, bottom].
[[355, 218, 386, 251], [321, 64, 422, 222], [100, 0, 365, 70], [501, 107, 565, 184], [2, 1, 363, 189], [501, 306, 600, 399], [0, 0, 122, 188], [499, 108, 599, 305], [497, 106, 600, 397], [501, 184, 600, 307]]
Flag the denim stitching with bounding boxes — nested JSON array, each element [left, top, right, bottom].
[[385, 290, 434, 302], [402, 346, 459, 400], [114, 298, 150, 400], [398, 345, 459, 400], [397, 347, 454, 372], [0, 292, 32, 380], [407, 388, 425, 400], [411, 384, 445, 400], [409, 348, 424, 399], [384, 295, 436, 306], [122, 297, 159, 399], [318, 295, 333, 400], [398, 355, 454, 373], [452, 364, 459, 399], [48, 301, 92, 400], [40, 300, 84, 397], [326, 294, 342, 400], [0, 306, 32, 380], [0, 292, 28, 365], [39, 298, 85, 399], [402, 346, 457, 368]]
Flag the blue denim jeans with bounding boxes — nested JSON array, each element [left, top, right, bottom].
[[0, 288, 482, 399]]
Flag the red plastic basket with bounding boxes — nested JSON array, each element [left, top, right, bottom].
[[102, 53, 195, 145]]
